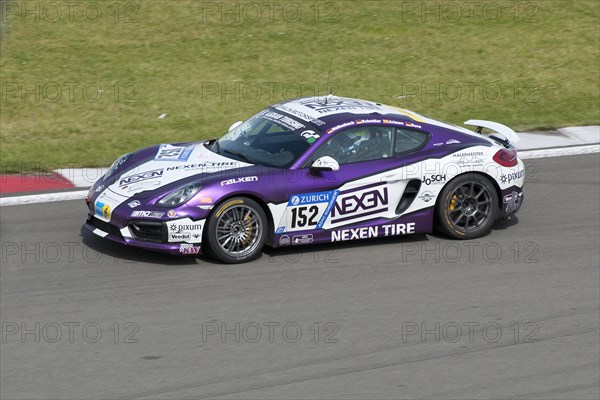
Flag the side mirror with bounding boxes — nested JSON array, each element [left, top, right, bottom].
[[310, 156, 339, 172], [228, 121, 243, 132]]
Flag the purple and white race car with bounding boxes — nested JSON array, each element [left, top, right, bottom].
[[85, 96, 524, 263]]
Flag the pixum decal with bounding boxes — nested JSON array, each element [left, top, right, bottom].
[[500, 170, 525, 184], [165, 218, 205, 243]]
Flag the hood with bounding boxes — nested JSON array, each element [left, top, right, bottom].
[[106, 142, 251, 197], [93, 142, 251, 222]]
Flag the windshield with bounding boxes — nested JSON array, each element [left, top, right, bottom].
[[212, 108, 320, 168]]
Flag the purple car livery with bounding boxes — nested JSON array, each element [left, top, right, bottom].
[[84, 96, 524, 263]]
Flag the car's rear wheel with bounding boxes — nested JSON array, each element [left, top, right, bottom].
[[205, 197, 267, 263], [436, 173, 499, 239]]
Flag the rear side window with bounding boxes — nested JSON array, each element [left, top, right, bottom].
[[306, 126, 394, 165], [394, 128, 429, 155]]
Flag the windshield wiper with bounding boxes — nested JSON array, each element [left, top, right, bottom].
[[222, 148, 256, 164]]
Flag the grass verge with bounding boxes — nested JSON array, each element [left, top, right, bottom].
[[1, 0, 598, 170]]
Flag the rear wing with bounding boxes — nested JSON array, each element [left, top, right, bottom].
[[464, 119, 520, 144]]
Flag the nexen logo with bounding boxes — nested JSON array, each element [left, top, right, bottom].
[[330, 186, 388, 223], [119, 169, 163, 186]]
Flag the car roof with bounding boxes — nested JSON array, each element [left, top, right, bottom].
[[272, 95, 478, 137]]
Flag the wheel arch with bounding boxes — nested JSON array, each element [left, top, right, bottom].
[[205, 192, 275, 245], [434, 171, 503, 214]]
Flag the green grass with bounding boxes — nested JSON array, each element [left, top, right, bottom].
[[1, 0, 598, 170]]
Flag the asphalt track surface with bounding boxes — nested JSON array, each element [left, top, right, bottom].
[[1, 154, 599, 399]]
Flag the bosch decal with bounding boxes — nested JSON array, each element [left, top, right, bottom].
[[422, 174, 446, 185]]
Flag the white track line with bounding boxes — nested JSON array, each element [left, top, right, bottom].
[[1, 144, 598, 207], [519, 144, 599, 159], [0, 190, 88, 206]]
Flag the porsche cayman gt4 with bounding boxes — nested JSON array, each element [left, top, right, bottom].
[[85, 96, 524, 263]]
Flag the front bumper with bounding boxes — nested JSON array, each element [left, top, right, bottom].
[[84, 216, 203, 256]]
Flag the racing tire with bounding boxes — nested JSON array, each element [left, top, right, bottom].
[[205, 197, 268, 264], [436, 173, 499, 240]]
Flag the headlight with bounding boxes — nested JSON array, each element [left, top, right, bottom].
[[105, 153, 131, 178], [157, 183, 202, 207]]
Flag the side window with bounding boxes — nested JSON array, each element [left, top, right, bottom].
[[394, 128, 429, 155], [308, 126, 393, 165]]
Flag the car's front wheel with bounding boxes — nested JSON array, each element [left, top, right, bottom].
[[205, 197, 267, 263], [436, 173, 499, 239]]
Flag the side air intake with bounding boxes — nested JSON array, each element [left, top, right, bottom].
[[396, 179, 421, 214]]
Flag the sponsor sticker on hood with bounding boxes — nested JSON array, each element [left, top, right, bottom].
[[106, 143, 251, 198], [155, 144, 194, 162]]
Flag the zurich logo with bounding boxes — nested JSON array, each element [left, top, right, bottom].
[[291, 196, 300, 205]]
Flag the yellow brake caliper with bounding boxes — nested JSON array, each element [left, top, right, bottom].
[[449, 195, 457, 211], [242, 213, 253, 245]]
